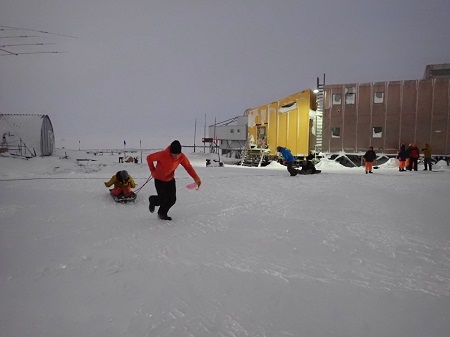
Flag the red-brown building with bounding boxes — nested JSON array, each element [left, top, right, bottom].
[[321, 64, 450, 156]]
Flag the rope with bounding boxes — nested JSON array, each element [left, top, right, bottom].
[[134, 175, 153, 195]]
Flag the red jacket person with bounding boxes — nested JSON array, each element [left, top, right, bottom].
[[146, 140, 201, 220]]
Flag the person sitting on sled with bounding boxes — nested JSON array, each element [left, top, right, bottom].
[[299, 154, 320, 174], [104, 170, 136, 197]]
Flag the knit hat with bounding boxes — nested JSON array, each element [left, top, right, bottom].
[[121, 170, 129, 180], [170, 140, 182, 154]]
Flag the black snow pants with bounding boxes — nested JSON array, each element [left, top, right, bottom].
[[150, 178, 177, 217], [287, 162, 300, 176], [408, 158, 418, 171]]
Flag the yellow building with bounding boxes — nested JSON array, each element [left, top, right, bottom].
[[245, 89, 317, 157]]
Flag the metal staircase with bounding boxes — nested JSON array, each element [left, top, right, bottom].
[[240, 139, 270, 167], [240, 149, 269, 167], [315, 75, 325, 154]]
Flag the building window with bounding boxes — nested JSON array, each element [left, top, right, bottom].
[[230, 129, 234, 134], [331, 127, 341, 138], [332, 94, 342, 105], [345, 87, 356, 104], [373, 127, 382, 138], [374, 92, 384, 103], [279, 102, 297, 113], [346, 93, 355, 104], [237, 129, 241, 134]]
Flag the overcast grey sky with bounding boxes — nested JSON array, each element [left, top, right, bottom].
[[1, 0, 450, 149]]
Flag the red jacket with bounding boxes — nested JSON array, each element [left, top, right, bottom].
[[408, 146, 420, 159], [147, 147, 200, 183]]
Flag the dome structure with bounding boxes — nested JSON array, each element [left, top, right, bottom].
[[0, 114, 55, 157]]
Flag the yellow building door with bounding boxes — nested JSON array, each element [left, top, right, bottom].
[[257, 126, 267, 148]]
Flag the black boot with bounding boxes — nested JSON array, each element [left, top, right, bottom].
[[158, 214, 172, 221], [149, 196, 155, 213]]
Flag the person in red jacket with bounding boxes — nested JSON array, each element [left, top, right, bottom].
[[407, 143, 420, 171], [146, 140, 202, 220]]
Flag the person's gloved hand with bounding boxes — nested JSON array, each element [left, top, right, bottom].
[[196, 179, 202, 188]]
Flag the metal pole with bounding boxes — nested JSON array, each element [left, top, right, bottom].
[[214, 117, 217, 154], [204, 114, 206, 153], [194, 118, 197, 153]]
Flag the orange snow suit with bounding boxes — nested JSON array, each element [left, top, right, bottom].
[[105, 174, 136, 196]]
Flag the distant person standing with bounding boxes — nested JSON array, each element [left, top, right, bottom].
[[405, 144, 411, 170], [421, 143, 433, 171], [363, 146, 377, 174], [277, 146, 300, 176], [407, 143, 420, 171], [397, 143, 407, 172], [147, 140, 201, 221]]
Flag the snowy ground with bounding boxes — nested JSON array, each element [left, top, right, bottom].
[[1, 149, 450, 337]]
